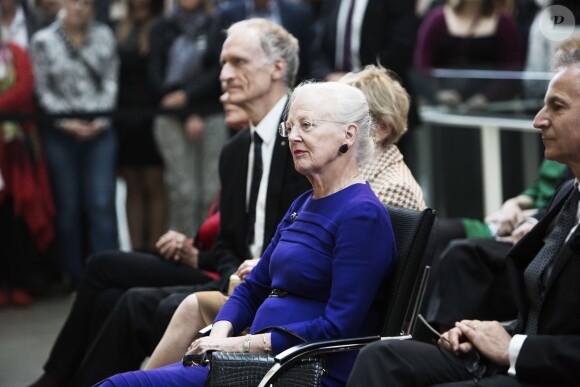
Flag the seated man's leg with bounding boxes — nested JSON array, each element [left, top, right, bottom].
[[150, 291, 192, 348], [70, 286, 191, 386], [146, 291, 229, 369], [39, 251, 213, 384], [432, 374, 525, 386], [346, 340, 473, 387], [431, 239, 515, 330]]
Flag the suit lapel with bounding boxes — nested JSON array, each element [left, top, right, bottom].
[[507, 180, 574, 326], [546, 200, 580, 291], [263, 121, 291, 250]]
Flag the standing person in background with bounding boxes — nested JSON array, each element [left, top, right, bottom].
[[0, 0, 43, 48], [93, 0, 110, 23], [0, 25, 54, 306], [412, 0, 524, 219], [115, 0, 167, 252], [413, 0, 524, 109], [30, 0, 63, 27], [150, 0, 226, 237], [30, 0, 119, 289], [523, 0, 580, 100], [310, 0, 419, 170], [310, 0, 416, 83]]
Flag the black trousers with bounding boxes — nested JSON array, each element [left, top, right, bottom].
[[69, 286, 194, 386], [68, 277, 226, 386], [43, 250, 214, 384], [346, 340, 524, 387], [428, 238, 517, 328]]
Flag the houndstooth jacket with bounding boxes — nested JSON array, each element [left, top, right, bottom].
[[361, 144, 426, 210]]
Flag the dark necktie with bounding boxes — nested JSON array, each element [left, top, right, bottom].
[[246, 131, 263, 248], [523, 186, 580, 334], [342, 0, 356, 72]]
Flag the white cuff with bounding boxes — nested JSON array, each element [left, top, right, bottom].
[[508, 334, 527, 376]]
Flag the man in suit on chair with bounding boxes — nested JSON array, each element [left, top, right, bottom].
[[346, 36, 580, 387], [30, 18, 309, 387]]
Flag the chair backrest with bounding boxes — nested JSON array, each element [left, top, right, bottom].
[[379, 205, 436, 337]]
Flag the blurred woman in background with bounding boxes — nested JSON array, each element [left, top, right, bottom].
[[30, 0, 119, 289], [115, 0, 167, 252], [0, 24, 54, 306], [149, 0, 226, 236]]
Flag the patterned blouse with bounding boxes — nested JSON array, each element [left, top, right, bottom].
[[30, 21, 118, 114], [361, 144, 427, 211]]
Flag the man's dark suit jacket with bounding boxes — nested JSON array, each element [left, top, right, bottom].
[[310, 0, 418, 127], [310, 0, 416, 82], [506, 178, 580, 385], [214, 0, 316, 80], [211, 122, 310, 284]]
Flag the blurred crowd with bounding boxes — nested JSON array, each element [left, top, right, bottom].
[[0, 0, 579, 306]]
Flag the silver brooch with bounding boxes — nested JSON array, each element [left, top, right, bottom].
[[290, 212, 297, 221]]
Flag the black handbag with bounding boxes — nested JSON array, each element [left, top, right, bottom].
[[205, 351, 325, 387]]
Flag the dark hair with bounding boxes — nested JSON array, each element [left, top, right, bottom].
[[450, 0, 498, 18], [126, 0, 165, 17]]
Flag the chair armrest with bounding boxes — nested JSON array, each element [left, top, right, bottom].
[[257, 334, 412, 387]]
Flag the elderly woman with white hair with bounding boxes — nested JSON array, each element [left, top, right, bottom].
[[97, 81, 396, 387]]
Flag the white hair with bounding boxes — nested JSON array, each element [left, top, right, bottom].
[[289, 81, 375, 167]]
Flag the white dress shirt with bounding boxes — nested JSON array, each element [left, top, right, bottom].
[[246, 96, 288, 258], [334, 0, 369, 72]]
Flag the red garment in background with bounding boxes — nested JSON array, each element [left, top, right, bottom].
[[188, 193, 221, 280], [0, 43, 55, 251]]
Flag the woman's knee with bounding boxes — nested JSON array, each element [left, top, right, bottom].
[[178, 294, 200, 321]]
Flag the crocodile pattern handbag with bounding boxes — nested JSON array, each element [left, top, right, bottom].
[[206, 352, 325, 387]]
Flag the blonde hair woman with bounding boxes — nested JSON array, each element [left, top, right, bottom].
[[341, 65, 426, 210]]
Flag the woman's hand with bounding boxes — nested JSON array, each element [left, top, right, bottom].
[[186, 336, 247, 355], [465, 93, 488, 111], [60, 119, 99, 140], [435, 89, 462, 108], [155, 230, 199, 268], [236, 258, 260, 280], [185, 114, 205, 141], [187, 332, 272, 356], [161, 90, 187, 109]]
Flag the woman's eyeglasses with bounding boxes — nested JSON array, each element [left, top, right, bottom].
[[278, 119, 345, 137]]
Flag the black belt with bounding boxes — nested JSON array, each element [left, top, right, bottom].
[[269, 289, 288, 298]]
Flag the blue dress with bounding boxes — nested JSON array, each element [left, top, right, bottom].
[[97, 182, 396, 386]]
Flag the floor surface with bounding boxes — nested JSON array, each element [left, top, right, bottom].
[[0, 292, 73, 387]]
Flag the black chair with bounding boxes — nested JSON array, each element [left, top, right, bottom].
[[257, 205, 437, 386]]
